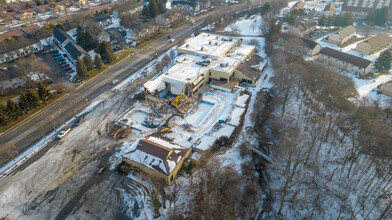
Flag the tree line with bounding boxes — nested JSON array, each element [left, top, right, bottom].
[[0, 82, 52, 126], [76, 41, 113, 78], [318, 12, 354, 27]]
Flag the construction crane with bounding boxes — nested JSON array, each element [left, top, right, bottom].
[[169, 93, 189, 108]]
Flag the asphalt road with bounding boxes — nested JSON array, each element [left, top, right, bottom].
[[0, 2, 260, 168]]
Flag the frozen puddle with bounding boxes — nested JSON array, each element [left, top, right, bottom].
[[185, 101, 215, 126]]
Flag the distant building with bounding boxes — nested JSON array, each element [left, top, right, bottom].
[[0, 35, 43, 63], [302, 38, 321, 56], [117, 0, 144, 16], [354, 34, 392, 54], [342, 0, 392, 19], [379, 81, 392, 97], [290, 20, 317, 36], [291, 1, 305, 10], [327, 25, 356, 46], [318, 47, 373, 75], [163, 0, 172, 9], [122, 137, 192, 185], [93, 14, 113, 27], [323, 3, 335, 17]]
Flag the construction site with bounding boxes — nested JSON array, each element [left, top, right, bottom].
[[109, 33, 266, 184]]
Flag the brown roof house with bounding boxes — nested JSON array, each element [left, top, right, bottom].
[[291, 1, 305, 10], [354, 34, 392, 55], [122, 137, 192, 184], [277, 34, 321, 57], [379, 81, 392, 97], [290, 20, 317, 36], [323, 3, 335, 17], [0, 35, 43, 63], [327, 25, 356, 46], [318, 47, 373, 76]]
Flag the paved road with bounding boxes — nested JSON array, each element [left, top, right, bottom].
[[0, 2, 261, 168]]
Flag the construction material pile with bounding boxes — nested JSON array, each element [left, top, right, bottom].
[[107, 123, 132, 139]]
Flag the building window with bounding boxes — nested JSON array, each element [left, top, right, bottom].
[[209, 71, 211, 76]]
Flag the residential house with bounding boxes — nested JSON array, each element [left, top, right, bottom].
[[74, 0, 88, 8], [53, 29, 88, 64], [93, 14, 113, 26], [323, 3, 335, 17], [327, 25, 356, 46], [122, 137, 192, 185], [354, 34, 392, 55], [117, 0, 144, 16], [53, 29, 74, 50], [290, 20, 317, 36], [318, 47, 373, 75], [35, 4, 51, 13], [155, 10, 185, 27], [64, 42, 87, 64], [0, 29, 25, 41], [379, 81, 392, 97], [21, 24, 42, 35], [0, 35, 43, 63], [172, 1, 200, 14], [7, 3, 22, 12], [291, 1, 305, 10], [276, 35, 321, 57], [17, 8, 35, 21], [97, 31, 110, 42]]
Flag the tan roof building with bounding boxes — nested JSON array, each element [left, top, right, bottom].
[[292, 1, 305, 10], [122, 137, 192, 184], [380, 81, 392, 97], [328, 25, 356, 46], [355, 34, 392, 55], [323, 3, 335, 17]]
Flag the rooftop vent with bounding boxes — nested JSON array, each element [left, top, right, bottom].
[[209, 41, 212, 45], [215, 42, 219, 46], [220, 63, 229, 67], [186, 44, 189, 48], [201, 47, 205, 51]]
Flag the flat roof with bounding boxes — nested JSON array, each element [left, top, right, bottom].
[[178, 32, 238, 59], [163, 54, 208, 84]]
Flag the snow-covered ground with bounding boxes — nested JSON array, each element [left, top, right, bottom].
[[224, 15, 263, 36]]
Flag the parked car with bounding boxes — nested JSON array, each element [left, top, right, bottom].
[[51, 49, 59, 53], [167, 34, 172, 39], [68, 70, 75, 74], [58, 61, 66, 65], [57, 126, 71, 139], [74, 116, 86, 127], [112, 79, 118, 85], [58, 58, 66, 62], [170, 38, 175, 43], [62, 64, 70, 68], [54, 56, 63, 60], [63, 67, 72, 71]]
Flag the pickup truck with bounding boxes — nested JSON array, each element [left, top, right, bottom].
[[57, 126, 71, 139]]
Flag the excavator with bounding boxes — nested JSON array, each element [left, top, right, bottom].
[[169, 93, 189, 108]]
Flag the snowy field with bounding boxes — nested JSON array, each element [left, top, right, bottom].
[[224, 15, 263, 36]]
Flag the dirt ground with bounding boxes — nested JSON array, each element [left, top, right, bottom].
[[0, 79, 152, 219]]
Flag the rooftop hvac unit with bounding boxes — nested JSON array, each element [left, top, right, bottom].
[[201, 47, 205, 51], [186, 44, 189, 48], [215, 42, 219, 46], [220, 63, 229, 67], [209, 41, 212, 45]]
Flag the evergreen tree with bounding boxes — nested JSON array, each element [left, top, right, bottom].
[[76, 25, 85, 47], [84, 55, 94, 71], [37, 81, 52, 101], [84, 30, 97, 49], [26, 90, 40, 108], [156, 0, 165, 13], [0, 104, 7, 125], [142, 5, 150, 17], [374, 50, 392, 72], [76, 57, 88, 76], [18, 92, 30, 112], [149, 0, 160, 18], [98, 41, 114, 63], [318, 15, 326, 26], [35, 0, 41, 6], [94, 54, 104, 68], [261, 2, 271, 16], [6, 99, 22, 120], [366, 7, 388, 26]]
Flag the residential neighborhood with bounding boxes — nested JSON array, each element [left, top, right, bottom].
[[0, 0, 392, 219]]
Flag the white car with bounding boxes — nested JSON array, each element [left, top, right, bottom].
[[57, 127, 71, 139], [112, 79, 118, 85], [170, 38, 175, 43]]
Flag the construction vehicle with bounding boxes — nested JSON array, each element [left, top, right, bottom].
[[169, 93, 189, 108], [97, 165, 105, 174]]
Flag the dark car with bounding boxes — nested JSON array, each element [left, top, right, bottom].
[[51, 49, 59, 53], [62, 64, 70, 68], [63, 67, 72, 71], [74, 116, 86, 127], [58, 61, 66, 65], [168, 34, 172, 39], [58, 58, 66, 62], [53, 53, 60, 57]]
